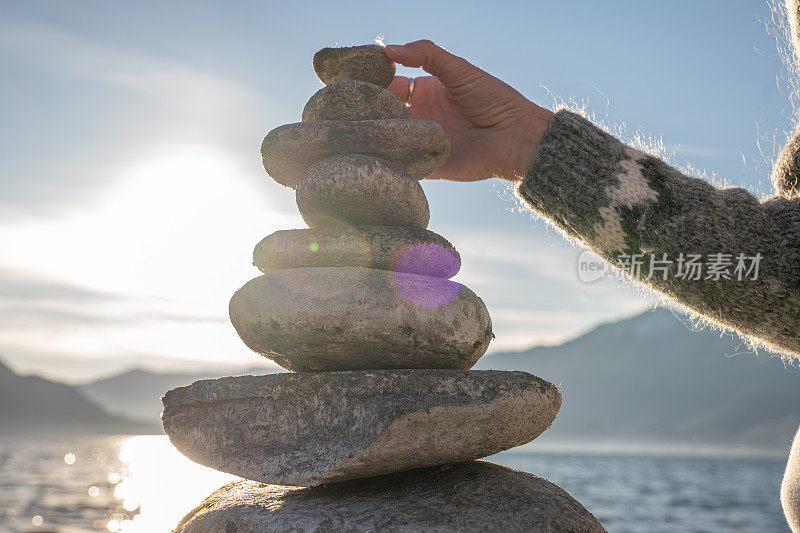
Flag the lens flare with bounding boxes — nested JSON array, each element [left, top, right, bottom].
[[394, 243, 460, 278], [392, 271, 462, 309]]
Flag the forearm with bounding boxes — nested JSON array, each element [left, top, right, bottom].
[[517, 110, 800, 357]]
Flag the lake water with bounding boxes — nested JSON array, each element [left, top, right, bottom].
[[0, 435, 790, 532]]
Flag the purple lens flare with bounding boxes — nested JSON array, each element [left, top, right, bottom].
[[393, 243, 461, 279], [393, 271, 463, 309]]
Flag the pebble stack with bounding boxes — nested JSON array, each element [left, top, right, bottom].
[[163, 44, 605, 532]]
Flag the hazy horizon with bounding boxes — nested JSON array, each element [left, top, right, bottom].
[[4, 305, 650, 384]]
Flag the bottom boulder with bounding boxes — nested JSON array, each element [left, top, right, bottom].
[[174, 460, 605, 533]]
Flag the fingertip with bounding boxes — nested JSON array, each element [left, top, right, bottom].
[[385, 42, 425, 69], [384, 44, 404, 60], [389, 39, 467, 81]]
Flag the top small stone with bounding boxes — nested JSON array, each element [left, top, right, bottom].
[[313, 45, 395, 88]]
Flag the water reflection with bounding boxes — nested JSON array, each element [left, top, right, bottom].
[[0, 435, 234, 532], [0, 435, 790, 532], [113, 436, 234, 532]]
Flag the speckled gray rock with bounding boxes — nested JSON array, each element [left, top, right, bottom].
[[229, 267, 490, 371], [302, 80, 410, 122], [253, 226, 460, 278], [173, 461, 605, 533], [313, 45, 395, 88], [261, 119, 450, 188], [296, 154, 429, 228], [162, 371, 562, 487]]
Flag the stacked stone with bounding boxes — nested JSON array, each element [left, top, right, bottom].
[[163, 45, 605, 532]]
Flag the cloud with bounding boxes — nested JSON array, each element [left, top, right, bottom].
[[445, 229, 650, 352], [0, 266, 225, 337], [451, 231, 579, 284], [0, 16, 254, 115], [0, 266, 123, 303], [0, 266, 225, 327]]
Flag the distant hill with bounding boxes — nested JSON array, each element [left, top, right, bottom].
[[475, 309, 800, 454], [80, 366, 280, 423], [74, 309, 800, 455], [0, 359, 158, 436]]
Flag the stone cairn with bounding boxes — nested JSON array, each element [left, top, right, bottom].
[[163, 45, 605, 532]]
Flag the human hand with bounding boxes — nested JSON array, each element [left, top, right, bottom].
[[384, 40, 553, 182]]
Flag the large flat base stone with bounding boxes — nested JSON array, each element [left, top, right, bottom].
[[174, 461, 605, 533], [162, 370, 560, 486]]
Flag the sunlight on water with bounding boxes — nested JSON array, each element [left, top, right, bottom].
[[0, 435, 235, 532], [114, 436, 235, 532], [0, 435, 790, 532]]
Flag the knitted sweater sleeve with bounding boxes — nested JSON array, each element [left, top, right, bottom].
[[516, 110, 800, 358]]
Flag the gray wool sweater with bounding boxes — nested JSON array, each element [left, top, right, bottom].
[[517, 110, 800, 530], [519, 110, 800, 358]]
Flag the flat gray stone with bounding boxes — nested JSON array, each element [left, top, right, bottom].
[[174, 461, 605, 533], [313, 45, 395, 88], [296, 154, 429, 228], [229, 267, 491, 371], [253, 226, 461, 278], [302, 80, 410, 121], [261, 119, 450, 188], [162, 371, 562, 487]]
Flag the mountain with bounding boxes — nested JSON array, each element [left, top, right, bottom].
[[475, 309, 800, 454], [80, 366, 281, 423], [76, 309, 800, 455], [0, 359, 158, 435]]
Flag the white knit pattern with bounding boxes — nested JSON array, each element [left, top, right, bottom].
[[592, 147, 659, 250]]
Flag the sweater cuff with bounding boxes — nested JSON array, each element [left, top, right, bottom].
[[517, 110, 657, 255]]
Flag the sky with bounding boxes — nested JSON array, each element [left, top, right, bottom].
[[0, 0, 795, 382]]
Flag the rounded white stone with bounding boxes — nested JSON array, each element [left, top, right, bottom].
[[229, 266, 491, 371], [302, 80, 409, 121], [296, 154, 429, 228]]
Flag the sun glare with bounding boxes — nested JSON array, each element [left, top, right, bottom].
[[0, 146, 302, 370], [112, 436, 235, 532], [1, 146, 292, 296]]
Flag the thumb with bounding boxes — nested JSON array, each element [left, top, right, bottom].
[[385, 40, 483, 87]]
